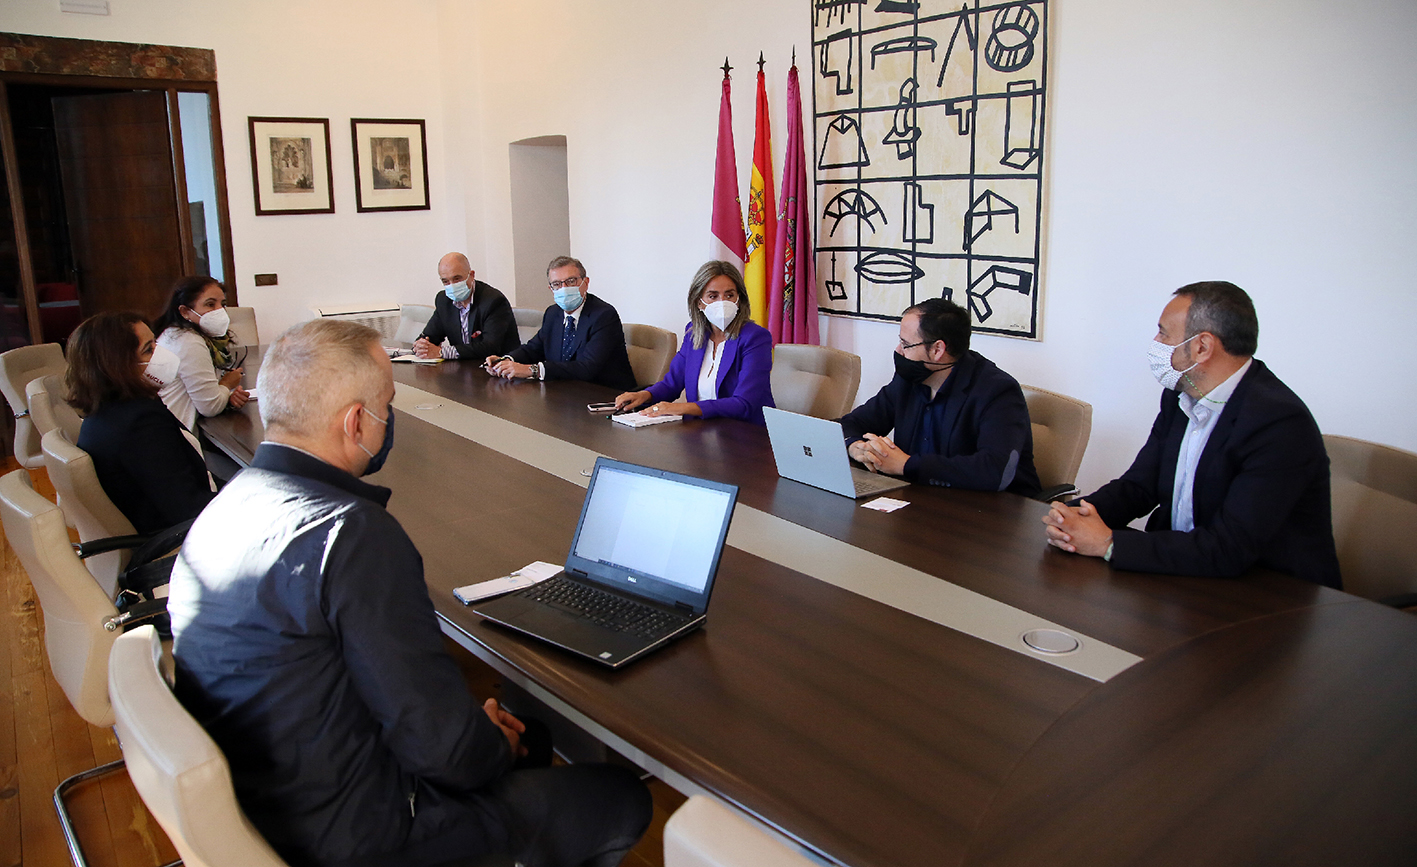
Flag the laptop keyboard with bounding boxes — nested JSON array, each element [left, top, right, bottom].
[[523, 576, 689, 639], [854, 473, 904, 496]]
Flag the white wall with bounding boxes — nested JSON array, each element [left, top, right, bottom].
[[6, 0, 1414, 495], [508, 138, 570, 304], [450, 0, 1417, 494], [2, 0, 463, 342]]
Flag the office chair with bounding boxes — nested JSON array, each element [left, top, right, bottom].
[[27, 371, 84, 444], [225, 306, 260, 347], [109, 625, 290, 867], [665, 795, 818, 867], [395, 304, 436, 344], [1324, 434, 1417, 608], [1021, 385, 1093, 502], [622, 323, 678, 388], [512, 307, 542, 344], [0, 469, 168, 867], [769, 344, 861, 420], [0, 342, 68, 469]]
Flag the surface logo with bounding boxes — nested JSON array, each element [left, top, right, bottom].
[[803, 446, 814, 457]]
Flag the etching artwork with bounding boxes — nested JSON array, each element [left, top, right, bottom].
[[813, 0, 1048, 337], [269, 136, 314, 193], [370, 136, 413, 190]]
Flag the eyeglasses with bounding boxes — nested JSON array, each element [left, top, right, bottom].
[[549, 276, 584, 290], [897, 337, 932, 351]]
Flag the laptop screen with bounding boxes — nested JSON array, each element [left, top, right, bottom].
[[567, 459, 738, 610]]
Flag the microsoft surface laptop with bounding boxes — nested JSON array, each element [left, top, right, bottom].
[[473, 457, 738, 668], [763, 406, 910, 499]]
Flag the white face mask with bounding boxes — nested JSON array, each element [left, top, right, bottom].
[[196, 307, 230, 338], [702, 299, 738, 332], [143, 344, 180, 387], [1147, 334, 1198, 390]]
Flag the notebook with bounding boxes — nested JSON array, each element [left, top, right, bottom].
[[763, 407, 910, 500], [473, 457, 738, 668]]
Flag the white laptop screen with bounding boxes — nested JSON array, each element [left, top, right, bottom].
[[572, 465, 734, 594]]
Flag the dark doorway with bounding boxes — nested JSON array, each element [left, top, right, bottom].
[[0, 33, 235, 351]]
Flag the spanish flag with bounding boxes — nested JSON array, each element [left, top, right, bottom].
[[743, 56, 776, 328]]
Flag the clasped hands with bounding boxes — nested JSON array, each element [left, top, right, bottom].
[[847, 433, 909, 476], [1041, 499, 1114, 558], [483, 355, 534, 379], [219, 368, 251, 409], [482, 698, 527, 757]]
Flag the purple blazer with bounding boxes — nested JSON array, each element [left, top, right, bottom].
[[645, 320, 775, 425]]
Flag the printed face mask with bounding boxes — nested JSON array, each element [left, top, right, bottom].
[[143, 344, 180, 387], [1147, 334, 1198, 390]]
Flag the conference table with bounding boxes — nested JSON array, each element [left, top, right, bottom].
[[202, 354, 1417, 867]]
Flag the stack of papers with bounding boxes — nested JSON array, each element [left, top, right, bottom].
[[612, 410, 683, 428], [391, 354, 442, 364]]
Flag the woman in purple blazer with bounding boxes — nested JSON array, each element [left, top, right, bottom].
[[614, 261, 775, 425]]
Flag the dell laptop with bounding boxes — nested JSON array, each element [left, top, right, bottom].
[[763, 406, 910, 499], [473, 457, 738, 668]]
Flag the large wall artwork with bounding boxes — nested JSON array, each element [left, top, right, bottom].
[[813, 0, 1048, 338]]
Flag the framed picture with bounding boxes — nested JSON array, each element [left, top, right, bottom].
[[350, 118, 430, 212], [247, 117, 334, 215]]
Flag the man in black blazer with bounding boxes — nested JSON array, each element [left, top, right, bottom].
[[485, 256, 637, 391], [412, 252, 520, 360], [1042, 281, 1341, 589]]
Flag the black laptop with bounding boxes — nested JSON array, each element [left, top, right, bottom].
[[473, 457, 739, 668]]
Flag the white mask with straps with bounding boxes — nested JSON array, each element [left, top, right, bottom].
[[143, 344, 180, 387], [196, 307, 231, 338], [1147, 334, 1199, 391]]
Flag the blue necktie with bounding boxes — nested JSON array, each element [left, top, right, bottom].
[[560, 315, 576, 362]]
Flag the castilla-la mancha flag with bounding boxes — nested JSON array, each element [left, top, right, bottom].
[[767, 62, 820, 345], [710, 63, 748, 269], [743, 59, 776, 328]]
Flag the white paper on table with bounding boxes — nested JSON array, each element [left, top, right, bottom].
[[453, 560, 562, 604], [861, 497, 910, 512]]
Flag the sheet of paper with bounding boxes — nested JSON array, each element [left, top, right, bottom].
[[392, 355, 442, 364], [861, 497, 909, 512]]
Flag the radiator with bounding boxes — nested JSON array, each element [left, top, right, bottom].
[[309, 304, 400, 340]]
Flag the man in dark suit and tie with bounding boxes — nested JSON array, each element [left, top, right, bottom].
[[485, 256, 637, 391], [412, 252, 520, 361], [1042, 281, 1341, 588]]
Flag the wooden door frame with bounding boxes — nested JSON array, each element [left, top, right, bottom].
[[0, 33, 237, 345]]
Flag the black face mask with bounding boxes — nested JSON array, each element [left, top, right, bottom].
[[358, 406, 395, 475], [893, 351, 953, 384]]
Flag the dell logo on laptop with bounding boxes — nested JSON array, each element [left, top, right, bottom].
[[803, 446, 813, 457]]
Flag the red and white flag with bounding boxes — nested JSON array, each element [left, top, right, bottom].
[[768, 62, 819, 345], [710, 61, 747, 268]]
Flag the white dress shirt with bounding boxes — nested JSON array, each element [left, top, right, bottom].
[[1171, 358, 1252, 531], [696, 339, 724, 401]]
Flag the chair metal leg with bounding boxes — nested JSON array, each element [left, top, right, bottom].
[[54, 757, 183, 867]]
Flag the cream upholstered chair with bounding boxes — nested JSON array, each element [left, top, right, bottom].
[[513, 306, 543, 344], [623, 323, 678, 388], [27, 372, 83, 444], [0, 469, 168, 867], [43, 428, 141, 599], [770, 344, 861, 420], [1022, 385, 1093, 502], [394, 303, 435, 344], [1324, 434, 1417, 607], [0, 342, 67, 469], [665, 795, 818, 867], [110, 625, 290, 867], [226, 306, 260, 347]]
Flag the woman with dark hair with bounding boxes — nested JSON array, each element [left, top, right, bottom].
[[613, 261, 775, 425], [153, 276, 250, 431], [67, 312, 215, 535]]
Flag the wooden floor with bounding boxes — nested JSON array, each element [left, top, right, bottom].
[[0, 458, 681, 867]]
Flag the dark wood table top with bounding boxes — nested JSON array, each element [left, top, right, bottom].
[[201, 355, 1417, 867]]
